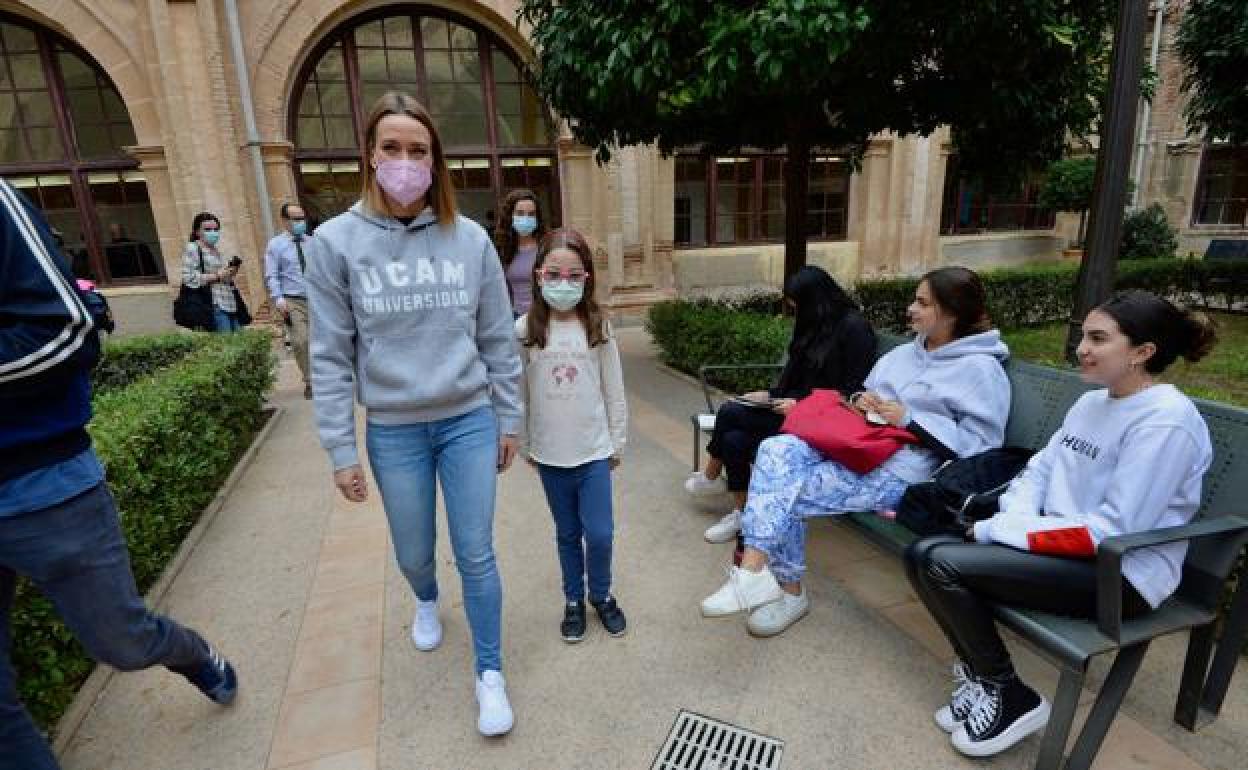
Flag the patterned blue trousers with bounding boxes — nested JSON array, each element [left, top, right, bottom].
[[743, 434, 909, 583]]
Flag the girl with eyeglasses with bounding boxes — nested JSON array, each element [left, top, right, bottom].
[[517, 228, 629, 644]]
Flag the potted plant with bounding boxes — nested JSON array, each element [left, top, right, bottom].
[[1038, 156, 1097, 259]]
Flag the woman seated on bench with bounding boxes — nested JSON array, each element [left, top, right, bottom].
[[684, 266, 876, 544], [906, 290, 1216, 759], [700, 266, 1011, 637]]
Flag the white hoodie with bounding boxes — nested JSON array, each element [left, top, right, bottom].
[[975, 384, 1212, 608], [867, 330, 1011, 483]]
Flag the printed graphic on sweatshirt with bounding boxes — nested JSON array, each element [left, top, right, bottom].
[[355, 258, 471, 314], [1058, 431, 1101, 460]]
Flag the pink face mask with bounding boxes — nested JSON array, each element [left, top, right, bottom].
[[374, 159, 432, 207]]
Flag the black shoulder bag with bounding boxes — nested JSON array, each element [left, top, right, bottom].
[[173, 245, 216, 331], [895, 447, 1035, 536]]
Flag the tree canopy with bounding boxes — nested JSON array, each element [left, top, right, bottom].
[[518, 0, 1116, 176], [1176, 0, 1248, 144]]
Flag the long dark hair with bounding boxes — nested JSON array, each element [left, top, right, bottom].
[[1096, 290, 1217, 374], [922, 266, 993, 338], [495, 188, 546, 269], [785, 265, 859, 371], [522, 228, 607, 349]]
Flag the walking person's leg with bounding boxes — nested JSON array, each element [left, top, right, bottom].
[[0, 566, 59, 770], [366, 422, 441, 650], [286, 297, 311, 396], [432, 406, 512, 736], [536, 463, 589, 643]]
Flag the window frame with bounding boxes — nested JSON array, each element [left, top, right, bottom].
[[288, 6, 561, 230], [939, 155, 1056, 235], [1191, 142, 1248, 228], [672, 150, 850, 249], [0, 13, 161, 286]]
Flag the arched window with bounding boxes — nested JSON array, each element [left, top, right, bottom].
[[0, 15, 163, 284], [292, 9, 559, 231]]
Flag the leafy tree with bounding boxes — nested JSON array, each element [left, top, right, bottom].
[[1039, 157, 1098, 248], [518, 0, 1116, 277], [1177, 0, 1248, 144], [1120, 203, 1178, 260]]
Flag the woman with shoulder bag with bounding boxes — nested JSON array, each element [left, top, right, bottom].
[[179, 212, 242, 333], [699, 267, 1011, 638]]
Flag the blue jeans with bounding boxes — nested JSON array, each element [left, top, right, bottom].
[[536, 460, 614, 603], [213, 307, 240, 333], [1, 484, 211, 770], [365, 406, 503, 674]]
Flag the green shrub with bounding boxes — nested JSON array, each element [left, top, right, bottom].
[[13, 330, 275, 730], [646, 300, 791, 392], [1038, 156, 1097, 246], [92, 333, 202, 393], [1121, 203, 1178, 260]]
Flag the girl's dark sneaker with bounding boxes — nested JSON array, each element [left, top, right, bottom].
[[561, 601, 586, 643], [952, 676, 1050, 757], [590, 596, 627, 637], [172, 646, 237, 705]]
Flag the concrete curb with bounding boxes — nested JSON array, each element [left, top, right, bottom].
[[52, 404, 285, 756]]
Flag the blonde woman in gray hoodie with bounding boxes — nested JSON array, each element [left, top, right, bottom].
[[305, 92, 522, 737]]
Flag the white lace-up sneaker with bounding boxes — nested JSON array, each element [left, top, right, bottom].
[[475, 670, 514, 736], [746, 587, 809, 637], [935, 661, 981, 732], [684, 471, 727, 497], [410, 599, 442, 651], [700, 566, 783, 617], [703, 510, 742, 543]]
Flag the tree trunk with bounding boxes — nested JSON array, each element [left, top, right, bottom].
[[1064, 0, 1149, 364], [782, 133, 812, 283]]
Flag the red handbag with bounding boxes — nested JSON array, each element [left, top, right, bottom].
[[780, 389, 918, 474]]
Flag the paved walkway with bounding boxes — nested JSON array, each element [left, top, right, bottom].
[[58, 328, 1247, 769]]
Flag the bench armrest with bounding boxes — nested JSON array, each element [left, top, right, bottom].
[[696, 363, 784, 412], [1096, 514, 1248, 639]]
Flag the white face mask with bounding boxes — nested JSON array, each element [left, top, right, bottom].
[[541, 280, 583, 311]]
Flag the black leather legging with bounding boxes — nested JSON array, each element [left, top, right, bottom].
[[704, 400, 785, 492], [904, 536, 1151, 680]]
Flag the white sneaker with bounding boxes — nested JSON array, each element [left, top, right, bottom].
[[475, 670, 514, 736], [935, 661, 981, 733], [700, 566, 783, 617], [410, 599, 442, 651], [704, 510, 742, 543], [684, 471, 727, 497], [747, 587, 809, 637]]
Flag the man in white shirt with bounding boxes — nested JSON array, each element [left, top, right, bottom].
[[264, 203, 313, 398]]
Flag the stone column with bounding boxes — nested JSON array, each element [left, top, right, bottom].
[[123, 144, 179, 289]]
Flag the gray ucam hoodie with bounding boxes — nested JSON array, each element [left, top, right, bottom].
[[865, 330, 1011, 483], [306, 203, 522, 470]]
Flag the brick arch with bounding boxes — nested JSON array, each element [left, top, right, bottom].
[[252, 0, 537, 141], [3, 1, 159, 143]]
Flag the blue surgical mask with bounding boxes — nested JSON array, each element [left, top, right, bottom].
[[291, 221, 307, 237], [512, 215, 538, 237], [541, 280, 583, 312], [203, 230, 221, 246]]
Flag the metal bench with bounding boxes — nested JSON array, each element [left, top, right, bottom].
[[841, 355, 1248, 770]]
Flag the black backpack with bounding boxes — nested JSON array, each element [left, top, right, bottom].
[[895, 447, 1035, 536]]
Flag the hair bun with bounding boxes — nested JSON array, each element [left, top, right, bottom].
[[1182, 310, 1218, 364]]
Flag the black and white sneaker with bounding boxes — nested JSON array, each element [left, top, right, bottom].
[[172, 645, 238, 706], [561, 601, 587, 643], [934, 661, 981, 732], [591, 595, 627, 637], [952, 676, 1050, 757]]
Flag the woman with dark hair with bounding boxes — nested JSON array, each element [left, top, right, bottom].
[[906, 290, 1216, 759], [686, 266, 876, 544], [700, 266, 1011, 638], [305, 91, 522, 736], [180, 212, 240, 333], [495, 188, 546, 316]]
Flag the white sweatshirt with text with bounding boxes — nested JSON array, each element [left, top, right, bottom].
[[974, 384, 1212, 608]]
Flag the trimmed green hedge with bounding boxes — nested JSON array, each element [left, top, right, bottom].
[[13, 330, 275, 730], [92, 333, 201, 394], [647, 300, 792, 393]]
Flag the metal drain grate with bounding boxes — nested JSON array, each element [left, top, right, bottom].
[[652, 710, 784, 770]]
